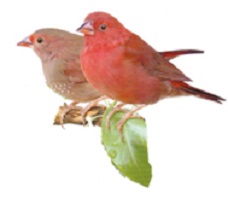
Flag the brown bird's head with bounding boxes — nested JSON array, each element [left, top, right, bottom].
[[17, 28, 83, 62]]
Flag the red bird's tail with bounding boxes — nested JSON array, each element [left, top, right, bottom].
[[159, 49, 204, 60], [171, 81, 225, 104]]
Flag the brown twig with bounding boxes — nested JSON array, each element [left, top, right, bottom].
[[53, 105, 106, 126]]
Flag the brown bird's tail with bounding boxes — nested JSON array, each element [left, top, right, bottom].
[[171, 81, 225, 104]]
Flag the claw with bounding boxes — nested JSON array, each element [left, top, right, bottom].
[[117, 115, 145, 136], [58, 101, 78, 128], [59, 103, 67, 128], [112, 104, 146, 141], [81, 95, 108, 125], [106, 104, 146, 141], [54, 105, 105, 126], [106, 103, 126, 129]]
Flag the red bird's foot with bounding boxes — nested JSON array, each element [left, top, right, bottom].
[[117, 115, 145, 140], [81, 95, 108, 125], [116, 105, 146, 139], [59, 101, 79, 128], [106, 103, 127, 129], [106, 104, 146, 140]]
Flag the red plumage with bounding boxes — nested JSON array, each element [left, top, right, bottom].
[[78, 12, 225, 105]]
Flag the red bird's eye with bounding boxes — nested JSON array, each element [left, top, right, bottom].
[[36, 37, 43, 43], [99, 24, 107, 31]]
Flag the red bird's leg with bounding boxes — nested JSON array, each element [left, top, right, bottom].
[[117, 105, 146, 138], [59, 101, 79, 128], [106, 103, 127, 129], [81, 95, 108, 124]]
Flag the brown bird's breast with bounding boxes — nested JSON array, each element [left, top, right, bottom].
[[42, 58, 101, 102], [47, 81, 101, 102]]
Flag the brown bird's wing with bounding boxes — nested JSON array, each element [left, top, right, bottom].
[[64, 55, 87, 83], [125, 34, 191, 82], [58, 35, 87, 84]]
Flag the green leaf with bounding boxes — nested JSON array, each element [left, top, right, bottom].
[[101, 103, 152, 187]]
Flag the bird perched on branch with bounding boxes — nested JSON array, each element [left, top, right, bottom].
[[77, 12, 225, 135], [17, 28, 103, 125]]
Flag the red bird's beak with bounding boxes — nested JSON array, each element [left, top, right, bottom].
[[76, 21, 94, 35], [17, 36, 33, 47]]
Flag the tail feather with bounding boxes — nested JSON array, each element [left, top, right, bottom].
[[159, 49, 204, 60], [171, 81, 225, 104]]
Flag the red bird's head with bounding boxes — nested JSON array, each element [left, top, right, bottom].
[[77, 12, 131, 49]]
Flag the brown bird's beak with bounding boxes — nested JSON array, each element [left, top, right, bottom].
[[76, 21, 94, 35], [17, 36, 32, 47]]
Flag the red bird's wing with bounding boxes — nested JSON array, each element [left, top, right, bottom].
[[125, 34, 192, 82]]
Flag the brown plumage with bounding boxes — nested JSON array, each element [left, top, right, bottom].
[[17, 28, 102, 102]]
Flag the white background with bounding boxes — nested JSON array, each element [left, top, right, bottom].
[[0, 0, 228, 198]]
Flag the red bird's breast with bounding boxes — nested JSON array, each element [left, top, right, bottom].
[[81, 45, 161, 104]]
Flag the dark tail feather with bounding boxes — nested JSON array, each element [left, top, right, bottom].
[[159, 49, 204, 60], [171, 81, 225, 104]]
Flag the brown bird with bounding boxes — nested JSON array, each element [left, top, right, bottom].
[[17, 28, 103, 125], [17, 28, 205, 125]]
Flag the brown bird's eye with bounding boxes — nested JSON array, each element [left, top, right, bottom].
[[99, 24, 107, 31], [36, 37, 43, 43]]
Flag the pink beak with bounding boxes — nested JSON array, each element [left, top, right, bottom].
[[17, 36, 32, 47], [76, 21, 94, 35]]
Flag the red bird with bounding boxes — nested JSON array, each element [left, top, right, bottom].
[[77, 12, 225, 133]]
